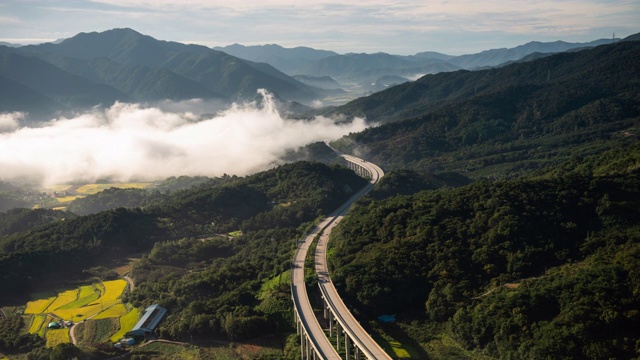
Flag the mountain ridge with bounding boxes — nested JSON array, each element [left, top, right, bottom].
[[4, 28, 330, 118]]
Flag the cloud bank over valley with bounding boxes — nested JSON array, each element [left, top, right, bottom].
[[0, 90, 367, 185]]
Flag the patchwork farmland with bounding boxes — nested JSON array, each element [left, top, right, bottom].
[[24, 279, 137, 347], [38, 182, 153, 209]]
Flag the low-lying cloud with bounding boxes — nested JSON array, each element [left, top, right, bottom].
[[0, 90, 367, 185]]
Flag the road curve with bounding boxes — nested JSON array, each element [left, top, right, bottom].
[[291, 154, 389, 359], [292, 216, 342, 359], [316, 157, 391, 360]]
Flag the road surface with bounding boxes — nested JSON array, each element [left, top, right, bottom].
[[291, 154, 390, 359], [316, 157, 391, 360]]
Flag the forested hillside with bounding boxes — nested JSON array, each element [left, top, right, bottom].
[[328, 143, 640, 359], [1, 28, 330, 119], [331, 40, 640, 180], [0, 162, 365, 304]]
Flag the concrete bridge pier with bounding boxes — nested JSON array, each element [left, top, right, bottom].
[[345, 335, 351, 359], [336, 322, 341, 352], [296, 311, 301, 335], [328, 309, 334, 337]]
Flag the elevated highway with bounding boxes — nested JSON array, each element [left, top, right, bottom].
[[291, 154, 391, 359]]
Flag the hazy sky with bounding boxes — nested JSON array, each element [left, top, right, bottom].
[[1, 0, 638, 55]]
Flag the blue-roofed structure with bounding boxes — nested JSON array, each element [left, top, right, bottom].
[[126, 304, 167, 338]]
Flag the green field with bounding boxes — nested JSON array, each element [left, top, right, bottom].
[[131, 342, 200, 359], [75, 318, 119, 346]]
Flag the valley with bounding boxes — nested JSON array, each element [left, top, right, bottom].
[[0, 26, 639, 360]]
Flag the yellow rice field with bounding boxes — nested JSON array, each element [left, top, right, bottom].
[[76, 183, 152, 195], [45, 328, 70, 348], [102, 280, 127, 305], [93, 304, 127, 320], [101, 280, 127, 304], [24, 279, 131, 346], [58, 285, 101, 310], [42, 185, 72, 192], [54, 303, 100, 321], [110, 308, 139, 342], [38, 316, 55, 337], [56, 195, 84, 203], [79, 284, 99, 298], [28, 315, 45, 334], [53, 280, 126, 320], [47, 289, 79, 311], [25, 297, 56, 314]]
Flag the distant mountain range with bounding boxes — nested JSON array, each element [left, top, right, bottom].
[[0, 28, 625, 121], [213, 43, 338, 76], [215, 38, 618, 94], [328, 34, 640, 179], [0, 28, 333, 121], [326, 34, 637, 123]]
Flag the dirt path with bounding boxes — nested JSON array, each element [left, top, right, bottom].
[[124, 275, 135, 293], [69, 323, 78, 345], [472, 276, 545, 299]]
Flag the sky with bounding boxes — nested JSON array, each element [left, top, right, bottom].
[[1, 0, 639, 55]]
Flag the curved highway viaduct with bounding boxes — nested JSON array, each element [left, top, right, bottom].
[[291, 154, 391, 360]]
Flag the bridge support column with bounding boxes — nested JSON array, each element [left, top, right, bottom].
[[355, 346, 361, 360], [336, 323, 341, 352], [323, 301, 328, 319], [345, 335, 351, 359], [300, 333, 305, 360], [328, 311, 333, 337], [306, 336, 311, 360]]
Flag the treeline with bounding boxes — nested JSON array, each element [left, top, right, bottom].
[[0, 208, 70, 236], [329, 148, 640, 358]]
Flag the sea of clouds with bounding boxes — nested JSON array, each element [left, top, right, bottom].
[[0, 90, 367, 185]]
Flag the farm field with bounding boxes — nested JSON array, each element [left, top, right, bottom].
[[23, 279, 137, 347], [45, 328, 69, 348], [76, 182, 152, 195], [24, 297, 55, 314], [36, 182, 154, 208], [110, 308, 139, 342]]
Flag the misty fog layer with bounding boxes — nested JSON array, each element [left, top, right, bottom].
[[0, 90, 367, 185]]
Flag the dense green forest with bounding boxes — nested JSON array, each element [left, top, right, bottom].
[[329, 144, 640, 359], [332, 40, 640, 179]]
